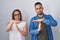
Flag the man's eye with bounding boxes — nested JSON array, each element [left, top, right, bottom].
[[36, 8, 38, 10], [39, 7, 42, 9]]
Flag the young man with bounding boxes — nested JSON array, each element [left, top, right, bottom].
[[29, 2, 57, 40]]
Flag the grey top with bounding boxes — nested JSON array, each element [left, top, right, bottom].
[[37, 22, 49, 40]]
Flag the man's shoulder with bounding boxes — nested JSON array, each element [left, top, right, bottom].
[[30, 14, 52, 20], [44, 14, 52, 18], [31, 15, 38, 20]]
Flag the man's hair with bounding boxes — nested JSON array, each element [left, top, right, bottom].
[[34, 2, 42, 6]]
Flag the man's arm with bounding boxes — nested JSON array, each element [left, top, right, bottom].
[[43, 15, 57, 26], [29, 19, 39, 35]]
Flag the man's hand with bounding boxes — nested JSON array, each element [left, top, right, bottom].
[[33, 18, 43, 32], [32, 18, 44, 32], [38, 22, 41, 32], [33, 18, 43, 22]]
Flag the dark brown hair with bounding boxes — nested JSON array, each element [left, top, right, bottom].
[[34, 2, 42, 6], [12, 9, 22, 21]]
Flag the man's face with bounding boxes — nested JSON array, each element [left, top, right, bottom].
[[35, 4, 43, 15]]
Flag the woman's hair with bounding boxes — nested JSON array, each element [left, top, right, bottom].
[[12, 9, 22, 21]]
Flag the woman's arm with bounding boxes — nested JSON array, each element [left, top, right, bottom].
[[16, 23, 28, 36], [6, 21, 14, 32]]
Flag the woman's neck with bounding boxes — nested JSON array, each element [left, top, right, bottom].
[[15, 19, 20, 21]]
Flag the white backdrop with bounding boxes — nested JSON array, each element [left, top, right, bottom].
[[0, 0, 60, 40]]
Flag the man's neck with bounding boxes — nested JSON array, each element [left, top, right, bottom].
[[38, 14, 43, 19]]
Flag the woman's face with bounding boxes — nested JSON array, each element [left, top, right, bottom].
[[14, 11, 20, 21]]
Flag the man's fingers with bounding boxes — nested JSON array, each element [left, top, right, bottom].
[[33, 20, 41, 22], [33, 20, 37, 22]]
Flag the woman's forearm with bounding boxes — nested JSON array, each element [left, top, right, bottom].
[[6, 22, 13, 32], [18, 29, 28, 36]]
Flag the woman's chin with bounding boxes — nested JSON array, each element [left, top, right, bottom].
[[15, 19, 20, 21]]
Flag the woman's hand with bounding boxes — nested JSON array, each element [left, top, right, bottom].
[[6, 20, 15, 32], [16, 23, 28, 36], [16, 24, 20, 31], [10, 20, 21, 24]]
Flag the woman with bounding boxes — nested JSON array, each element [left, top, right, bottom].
[[6, 9, 28, 40]]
